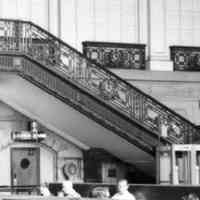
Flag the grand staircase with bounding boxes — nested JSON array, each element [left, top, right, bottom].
[[0, 19, 199, 178]]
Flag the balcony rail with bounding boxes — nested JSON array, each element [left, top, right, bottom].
[[0, 19, 199, 146], [82, 41, 146, 69], [170, 46, 200, 71], [0, 54, 158, 155]]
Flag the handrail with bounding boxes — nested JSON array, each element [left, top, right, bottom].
[[0, 18, 198, 144], [0, 53, 157, 155]]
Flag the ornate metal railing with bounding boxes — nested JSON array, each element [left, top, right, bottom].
[[82, 41, 146, 69], [170, 46, 200, 71], [0, 54, 158, 155], [0, 19, 199, 146]]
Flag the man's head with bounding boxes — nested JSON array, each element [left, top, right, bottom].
[[117, 179, 129, 194], [62, 180, 73, 194], [188, 193, 199, 200]]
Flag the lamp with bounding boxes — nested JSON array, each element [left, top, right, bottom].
[[11, 121, 46, 142]]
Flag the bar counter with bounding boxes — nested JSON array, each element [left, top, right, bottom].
[[1, 184, 200, 200]]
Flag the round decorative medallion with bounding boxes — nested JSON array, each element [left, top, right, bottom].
[[67, 163, 77, 175], [62, 162, 77, 178]]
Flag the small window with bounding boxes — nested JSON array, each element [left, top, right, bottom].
[[20, 158, 30, 169]]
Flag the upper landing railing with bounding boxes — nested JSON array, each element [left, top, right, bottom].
[[0, 19, 199, 145], [170, 46, 200, 71]]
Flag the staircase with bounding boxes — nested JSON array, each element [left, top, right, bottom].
[[0, 19, 199, 177]]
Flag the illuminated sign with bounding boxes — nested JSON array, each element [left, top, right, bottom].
[[11, 131, 46, 142]]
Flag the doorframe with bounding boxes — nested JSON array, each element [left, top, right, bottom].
[[10, 147, 40, 187]]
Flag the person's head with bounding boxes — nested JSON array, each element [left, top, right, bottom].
[[117, 179, 129, 194], [135, 192, 146, 200], [188, 193, 199, 200], [40, 182, 50, 196], [62, 180, 74, 194]]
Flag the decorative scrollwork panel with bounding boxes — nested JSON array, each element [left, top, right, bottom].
[[170, 46, 200, 71], [83, 41, 146, 69]]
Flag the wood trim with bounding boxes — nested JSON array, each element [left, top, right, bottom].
[[82, 41, 146, 48]]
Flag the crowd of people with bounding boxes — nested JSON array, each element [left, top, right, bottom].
[[40, 179, 135, 199], [40, 179, 200, 200]]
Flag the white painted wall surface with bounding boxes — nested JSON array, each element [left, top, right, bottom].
[[0, 101, 84, 185], [40, 147, 55, 184], [0, 148, 10, 185]]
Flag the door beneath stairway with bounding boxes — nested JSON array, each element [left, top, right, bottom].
[[11, 148, 40, 188]]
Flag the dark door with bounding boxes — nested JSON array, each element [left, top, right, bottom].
[[11, 148, 40, 186]]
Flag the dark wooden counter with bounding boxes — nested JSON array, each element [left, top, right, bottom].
[[75, 183, 200, 200], [1, 184, 200, 200]]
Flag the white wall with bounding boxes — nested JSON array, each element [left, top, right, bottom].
[[0, 101, 84, 185], [0, 101, 28, 185], [0, 0, 49, 30], [150, 0, 200, 60], [0, 147, 10, 185], [40, 147, 55, 183], [59, 0, 143, 50], [0, 0, 144, 49]]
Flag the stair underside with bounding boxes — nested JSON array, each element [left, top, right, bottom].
[[0, 73, 156, 175]]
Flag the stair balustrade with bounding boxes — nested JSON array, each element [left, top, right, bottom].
[[0, 19, 199, 154]]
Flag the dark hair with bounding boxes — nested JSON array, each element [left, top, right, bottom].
[[118, 179, 128, 185]]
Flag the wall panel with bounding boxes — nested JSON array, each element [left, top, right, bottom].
[[1, 0, 17, 18], [0, 0, 143, 51], [94, 0, 108, 41], [181, 13, 193, 29], [166, 30, 179, 46], [166, 12, 179, 29], [0, 0, 48, 30], [151, 0, 200, 59], [194, 30, 200, 46], [165, 0, 180, 56], [150, 0, 166, 54], [0, 148, 10, 185], [165, 0, 200, 56], [40, 148, 55, 183], [194, 13, 200, 29], [60, 0, 76, 48], [194, 0, 200, 11], [49, 0, 59, 36], [181, 0, 193, 11], [56, 0, 142, 50], [181, 30, 193, 45], [121, 0, 138, 42], [76, 0, 93, 50], [139, 0, 148, 44], [166, 0, 179, 10], [31, 0, 48, 30], [17, 0, 31, 20], [107, 0, 121, 41]]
